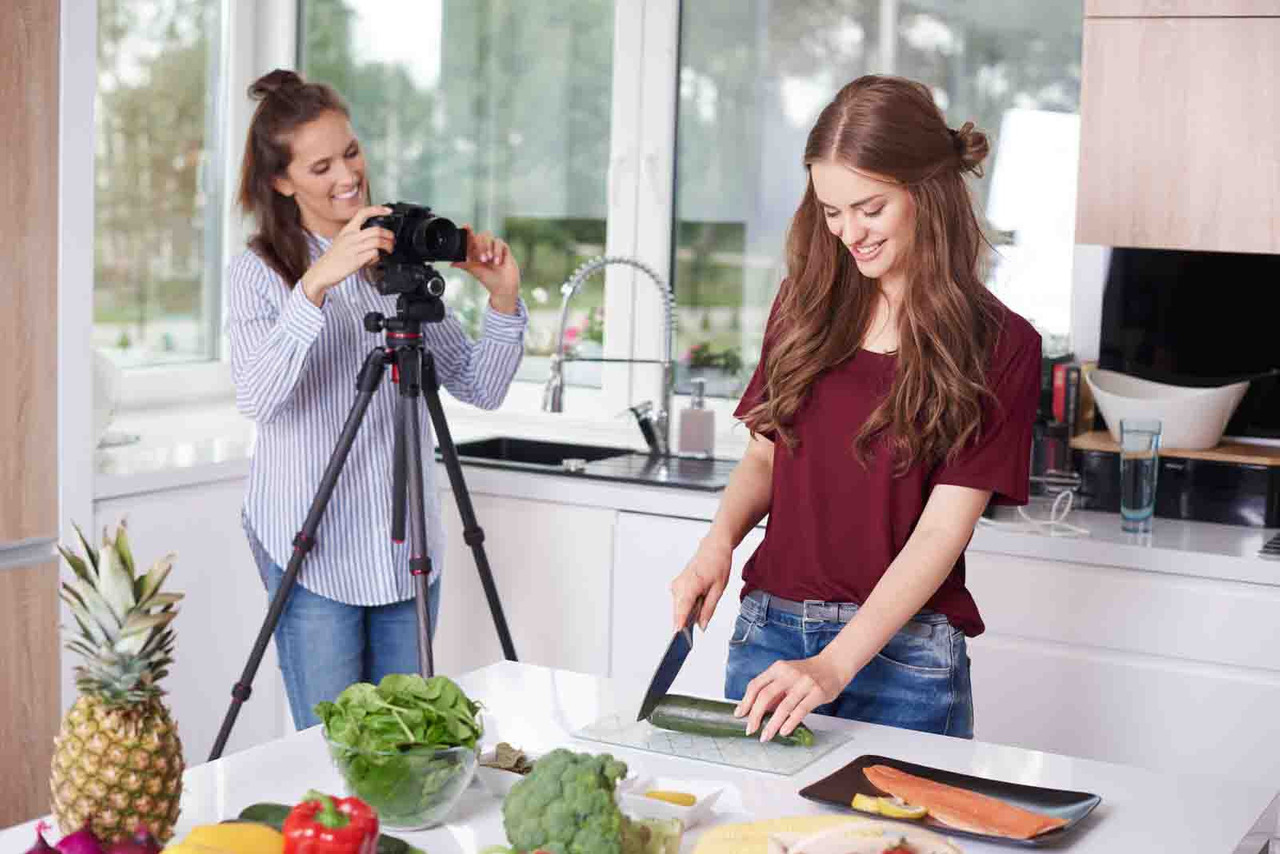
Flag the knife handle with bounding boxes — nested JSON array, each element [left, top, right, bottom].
[[684, 594, 705, 631]]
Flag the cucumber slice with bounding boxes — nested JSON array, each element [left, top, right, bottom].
[[647, 694, 816, 747]]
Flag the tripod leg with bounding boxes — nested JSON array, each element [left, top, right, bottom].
[[391, 394, 407, 543], [419, 352, 519, 661], [402, 399, 436, 678], [395, 347, 436, 678], [209, 347, 388, 761]]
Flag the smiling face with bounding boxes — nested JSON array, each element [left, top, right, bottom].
[[810, 159, 915, 290], [272, 109, 368, 238]]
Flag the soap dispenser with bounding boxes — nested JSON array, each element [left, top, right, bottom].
[[678, 377, 715, 457]]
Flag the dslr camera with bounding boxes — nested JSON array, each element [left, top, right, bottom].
[[363, 202, 467, 296]]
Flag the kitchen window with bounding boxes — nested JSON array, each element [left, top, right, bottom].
[[82, 0, 1083, 434], [671, 1, 1083, 397], [94, 0, 226, 371], [299, 0, 617, 390]]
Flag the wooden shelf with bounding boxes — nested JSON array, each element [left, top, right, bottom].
[[1070, 430, 1280, 467]]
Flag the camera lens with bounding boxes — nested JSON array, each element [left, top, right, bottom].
[[412, 216, 466, 262]]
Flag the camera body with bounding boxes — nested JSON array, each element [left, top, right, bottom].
[[363, 202, 467, 296]]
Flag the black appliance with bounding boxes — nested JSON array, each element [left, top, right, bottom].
[[1073, 245, 1280, 527]]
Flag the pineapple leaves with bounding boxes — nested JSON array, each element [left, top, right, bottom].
[[72, 521, 100, 573], [113, 520, 136, 578], [97, 532, 137, 623], [137, 556, 176, 608], [56, 518, 181, 703], [58, 545, 95, 585]]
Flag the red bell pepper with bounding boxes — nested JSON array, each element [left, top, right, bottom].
[[282, 790, 380, 854]]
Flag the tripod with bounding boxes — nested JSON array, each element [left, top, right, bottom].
[[209, 268, 518, 761]]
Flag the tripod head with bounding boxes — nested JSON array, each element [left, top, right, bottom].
[[364, 264, 447, 336]]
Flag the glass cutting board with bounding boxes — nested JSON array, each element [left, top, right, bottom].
[[574, 712, 852, 776]]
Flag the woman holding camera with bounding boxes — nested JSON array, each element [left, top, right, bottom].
[[228, 69, 526, 728], [669, 76, 1040, 742]]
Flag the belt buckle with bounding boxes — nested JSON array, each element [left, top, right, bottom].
[[802, 599, 830, 622]]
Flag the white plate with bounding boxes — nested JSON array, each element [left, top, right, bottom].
[[618, 775, 725, 829]]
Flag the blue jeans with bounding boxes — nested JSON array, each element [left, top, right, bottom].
[[725, 590, 974, 738], [244, 520, 441, 730]]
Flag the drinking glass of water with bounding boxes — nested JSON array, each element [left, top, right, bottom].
[[1119, 418, 1161, 533]]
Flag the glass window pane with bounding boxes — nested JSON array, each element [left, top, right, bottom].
[[673, 0, 1082, 397], [95, 0, 224, 367], [300, 0, 615, 387]]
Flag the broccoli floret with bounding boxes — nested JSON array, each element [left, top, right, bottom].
[[501, 748, 670, 854]]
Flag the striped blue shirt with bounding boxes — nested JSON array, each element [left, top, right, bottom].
[[227, 232, 527, 605]]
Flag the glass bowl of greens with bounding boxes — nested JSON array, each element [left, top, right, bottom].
[[316, 674, 484, 830]]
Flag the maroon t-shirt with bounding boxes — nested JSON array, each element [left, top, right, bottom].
[[733, 298, 1041, 637]]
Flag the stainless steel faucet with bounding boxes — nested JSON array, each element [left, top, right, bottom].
[[541, 256, 676, 456]]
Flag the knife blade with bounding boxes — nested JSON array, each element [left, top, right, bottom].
[[637, 596, 703, 722]]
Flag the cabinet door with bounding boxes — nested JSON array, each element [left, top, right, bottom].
[[434, 492, 616, 678], [1075, 16, 1280, 253], [966, 551, 1280, 785], [610, 512, 764, 699]]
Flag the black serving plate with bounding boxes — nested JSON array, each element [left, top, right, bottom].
[[798, 754, 1102, 847]]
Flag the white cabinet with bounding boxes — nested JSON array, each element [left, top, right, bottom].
[[94, 479, 289, 766], [610, 512, 764, 698], [966, 551, 1280, 786], [433, 490, 616, 679]]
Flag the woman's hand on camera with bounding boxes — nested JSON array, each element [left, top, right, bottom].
[[671, 536, 733, 633], [453, 227, 521, 315], [298, 206, 394, 306]]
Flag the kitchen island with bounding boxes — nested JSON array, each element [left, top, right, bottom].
[[4, 661, 1276, 853]]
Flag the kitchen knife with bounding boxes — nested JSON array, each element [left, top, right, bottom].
[[637, 596, 703, 722]]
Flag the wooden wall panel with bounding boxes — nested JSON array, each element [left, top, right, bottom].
[[0, 0, 62, 829], [1076, 17, 1280, 252], [0, 1, 60, 543], [0, 561, 61, 825]]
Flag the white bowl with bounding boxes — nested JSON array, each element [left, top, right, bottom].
[[617, 775, 725, 829], [474, 748, 541, 799], [1085, 368, 1250, 450]]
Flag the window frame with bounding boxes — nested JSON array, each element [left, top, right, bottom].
[[103, 0, 680, 416]]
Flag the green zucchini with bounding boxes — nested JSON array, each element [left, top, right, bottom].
[[234, 803, 423, 854], [647, 694, 816, 747]]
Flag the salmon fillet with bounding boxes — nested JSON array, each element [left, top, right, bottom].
[[864, 764, 1069, 840]]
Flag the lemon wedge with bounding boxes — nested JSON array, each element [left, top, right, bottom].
[[850, 793, 881, 815], [876, 795, 927, 820], [645, 789, 697, 807]]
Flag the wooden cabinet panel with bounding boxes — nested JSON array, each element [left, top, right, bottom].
[[1075, 17, 1280, 252], [0, 1, 59, 543], [1086, 0, 1280, 15], [0, 561, 60, 826]]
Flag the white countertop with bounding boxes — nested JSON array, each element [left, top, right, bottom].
[[4, 662, 1276, 853], [94, 400, 1280, 586]]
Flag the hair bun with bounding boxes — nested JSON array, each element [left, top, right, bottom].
[[248, 69, 305, 101], [949, 121, 989, 177]]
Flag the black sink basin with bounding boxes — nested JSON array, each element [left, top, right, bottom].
[[449, 436, 631, 467], [439, 436, 734, 491]]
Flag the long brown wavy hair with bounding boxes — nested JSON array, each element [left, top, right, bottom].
[[743, 75, 1004, 474], [237, 69, 353, 287]]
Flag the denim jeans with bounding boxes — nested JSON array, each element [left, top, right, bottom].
[[244, 518, 441, 730], [725, 590, 974, 738]]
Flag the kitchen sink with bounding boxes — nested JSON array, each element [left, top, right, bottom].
[[449, 436, 632, 467]]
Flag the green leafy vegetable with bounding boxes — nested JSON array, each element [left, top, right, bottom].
[[315, 674, 484, 826]]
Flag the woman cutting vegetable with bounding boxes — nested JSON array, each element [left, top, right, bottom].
[[669, 75, 1040, 742]]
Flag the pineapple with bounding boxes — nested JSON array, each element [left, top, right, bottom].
[[50, 520, 185, 843]]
